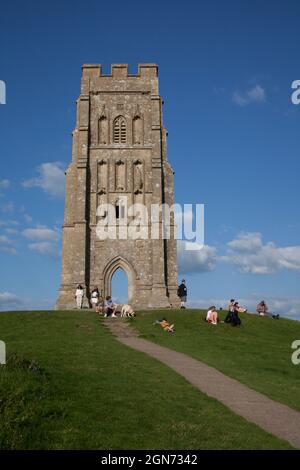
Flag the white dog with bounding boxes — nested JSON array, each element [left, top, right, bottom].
[[120, 304, 135, 317]]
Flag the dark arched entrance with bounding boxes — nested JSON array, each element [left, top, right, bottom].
[[102, 256, 137, 305]]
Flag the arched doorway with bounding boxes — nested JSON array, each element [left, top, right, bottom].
[[111, 267, 128, 304], [102, 256, 137, 305]]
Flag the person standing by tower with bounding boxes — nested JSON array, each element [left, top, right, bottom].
[[177, 279, 187, 309], [91, 287, 100, 311], [75, 285, 84, 309]]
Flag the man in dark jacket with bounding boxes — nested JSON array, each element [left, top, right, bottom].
[[177, 279, 187, 309]]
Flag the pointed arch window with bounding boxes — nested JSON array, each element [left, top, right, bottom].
[[113, 116, 127, 143]]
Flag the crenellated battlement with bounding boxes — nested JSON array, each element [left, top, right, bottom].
[[81, 63, 158, 79]]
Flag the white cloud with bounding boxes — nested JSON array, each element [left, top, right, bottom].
[[0, 179, 10, 190], [0, 292, 54, 311], [22, 162, 65, 199], [227, 232, 263, 253], [267, 298, 300, 319], [0, 234, 13, 244], [22, 225, 60, 257], [178, 240, 217, 274], [22, 226, 60, 242], [0, 292, 22, 310], [232, 84, 266, 106], [177, 231, 300, 276], [5, 228, 18, 235], [232, 92, 248, 106], [1, 201, 14, 213], [189, 298, 229, 310], [222, 232, 300, 274], [19, 206, 33, 224], [247, 85, 265, 102], [23, 213, 33, 224], [0, 246, 17, 255], [0, 234, 17, 254], [0, 219, 19, 227], [28, 241, 57, 256]]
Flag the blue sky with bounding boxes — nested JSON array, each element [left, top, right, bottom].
[[0, 0, 299, 318]]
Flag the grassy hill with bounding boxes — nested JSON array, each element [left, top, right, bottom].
[[134, 309, 300, 412], [0, 310, 297, 450]]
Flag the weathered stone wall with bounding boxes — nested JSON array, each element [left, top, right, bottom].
[[56, 64, 179, 310]]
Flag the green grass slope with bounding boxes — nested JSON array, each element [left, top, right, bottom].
[[134, 309, 300, 412], [0, 311, 293, 449]]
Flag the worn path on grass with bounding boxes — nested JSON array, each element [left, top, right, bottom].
[[104, 318, 300, 449]]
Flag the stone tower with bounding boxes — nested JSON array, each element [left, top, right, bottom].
[[56, 64, 179, 309]]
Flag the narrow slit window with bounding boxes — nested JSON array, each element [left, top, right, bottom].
[[115, 202, 125, 220]]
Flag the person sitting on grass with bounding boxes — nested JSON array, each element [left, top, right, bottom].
[[256, 300, 280, 319], [206, 306, 218, 325], [96, 296, 105, 315], [154, 318, 175, 333], [104, 296, 117, 318]]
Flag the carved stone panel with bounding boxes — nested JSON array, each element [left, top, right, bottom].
[[115, 159, 126, 191], [133, 159, 144, 194], [97, 159, 108, 194], [98, 105, 109, 144], [98, 117, 109, 144], [133, 105, 143, 144]]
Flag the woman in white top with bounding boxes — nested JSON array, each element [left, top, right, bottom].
[[75, 285, 84, 309], [91, 287, 100, 310]]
